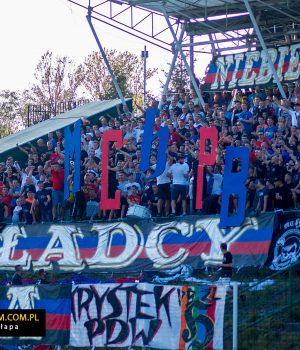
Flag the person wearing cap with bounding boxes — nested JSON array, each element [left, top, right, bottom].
[[167, 153, 189, 217]]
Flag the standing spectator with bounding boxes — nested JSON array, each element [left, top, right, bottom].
[[202, 165, 223, 214], [218, 243, 233, 278], [12, 198, 23, 224], [168, 154, 189, 217], [12, 265, 23, 285], [36, 269, 49, 285], [238, 103, 253, 136], [111, 172, 128, 221], [22, 190, 35, 224], [153, 157, 173, 217], [147, 183, 159, 216], [1, 185, 12, 217], [274, 178, 292, 210], [34, 181, 52, 223], [45, 161, 64, 221], [265, 117, 277, 141], [232, 100, 243, 126], [0, 194, 8, 222], [252, 179, 269, 214]]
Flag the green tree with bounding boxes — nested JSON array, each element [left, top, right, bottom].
[[82, 49, 157, 101], [0, 90, 23, 136], [31, 51, 84, 114], [161, 54, 190, 92]]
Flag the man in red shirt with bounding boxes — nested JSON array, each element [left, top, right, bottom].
[[168, 124, 181, 145], [127, 185, 141, 206], [45, 161, 64, 221]]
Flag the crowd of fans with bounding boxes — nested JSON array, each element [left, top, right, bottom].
[[1, 83, 300, 224]]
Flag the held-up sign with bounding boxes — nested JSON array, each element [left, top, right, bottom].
[[64, 110, 249, 228]]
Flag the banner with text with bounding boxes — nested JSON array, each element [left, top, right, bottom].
[[203, 43, 300, 90], [0, 283, 225, 349], [269, 211, 300, 270], [0, 284, 71, 345], [0, 214, 274, 273], [70, 283, 226, 349]]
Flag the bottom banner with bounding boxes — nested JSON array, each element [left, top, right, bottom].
[[0, 285, 71, 345], [70, 283, 226, 349], [0, 283, 226, 349]]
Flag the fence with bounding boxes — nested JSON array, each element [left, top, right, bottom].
[[27, 99, 90, 126], [224, 261, 300, 349]]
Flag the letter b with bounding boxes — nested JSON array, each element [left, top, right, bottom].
[[220, 146, 249, 228]]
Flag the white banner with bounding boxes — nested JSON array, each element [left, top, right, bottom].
[[70, 282, 226, 349]]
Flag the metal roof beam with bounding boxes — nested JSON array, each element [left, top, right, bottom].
[[254, 0, 300, 23]]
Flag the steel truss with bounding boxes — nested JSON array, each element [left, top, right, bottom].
[[67, 0, 300, 103]]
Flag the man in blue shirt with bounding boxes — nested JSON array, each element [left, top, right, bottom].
[[238, 103, 253, 136], [265, 117, 277, 141]]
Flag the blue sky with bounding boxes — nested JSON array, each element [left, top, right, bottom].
[[0, 0, 211, 95]]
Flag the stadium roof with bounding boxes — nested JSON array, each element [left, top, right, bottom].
[[128, 0, 300, 45], [128, 0, 300, 20], [69, 0, 300, 53], [0, 98, 130, 161]]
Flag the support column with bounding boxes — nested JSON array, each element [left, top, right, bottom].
[[86, 7, 126, 105], [190, 35, 194, 90], [243, 0, 287, 100], [232, 281, 238, 350], [159, 27, 185, 109], [162, 10, 205, 106]]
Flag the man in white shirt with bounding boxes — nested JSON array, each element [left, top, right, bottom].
[[152, 156, 174, 217], [168, 154, 189, 216]]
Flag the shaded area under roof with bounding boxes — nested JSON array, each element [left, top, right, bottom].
[[128, 0, 300, 20], [0, 98, 131, 162]]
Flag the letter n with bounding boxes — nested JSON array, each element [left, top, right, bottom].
[[64, 119, 81, 200], [220, 146, 249, 228], [140, 108, 169, 178], [100, 130, 122, 210]]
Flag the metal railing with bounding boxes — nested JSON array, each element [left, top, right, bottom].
[[26, 99, 90, 127]]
